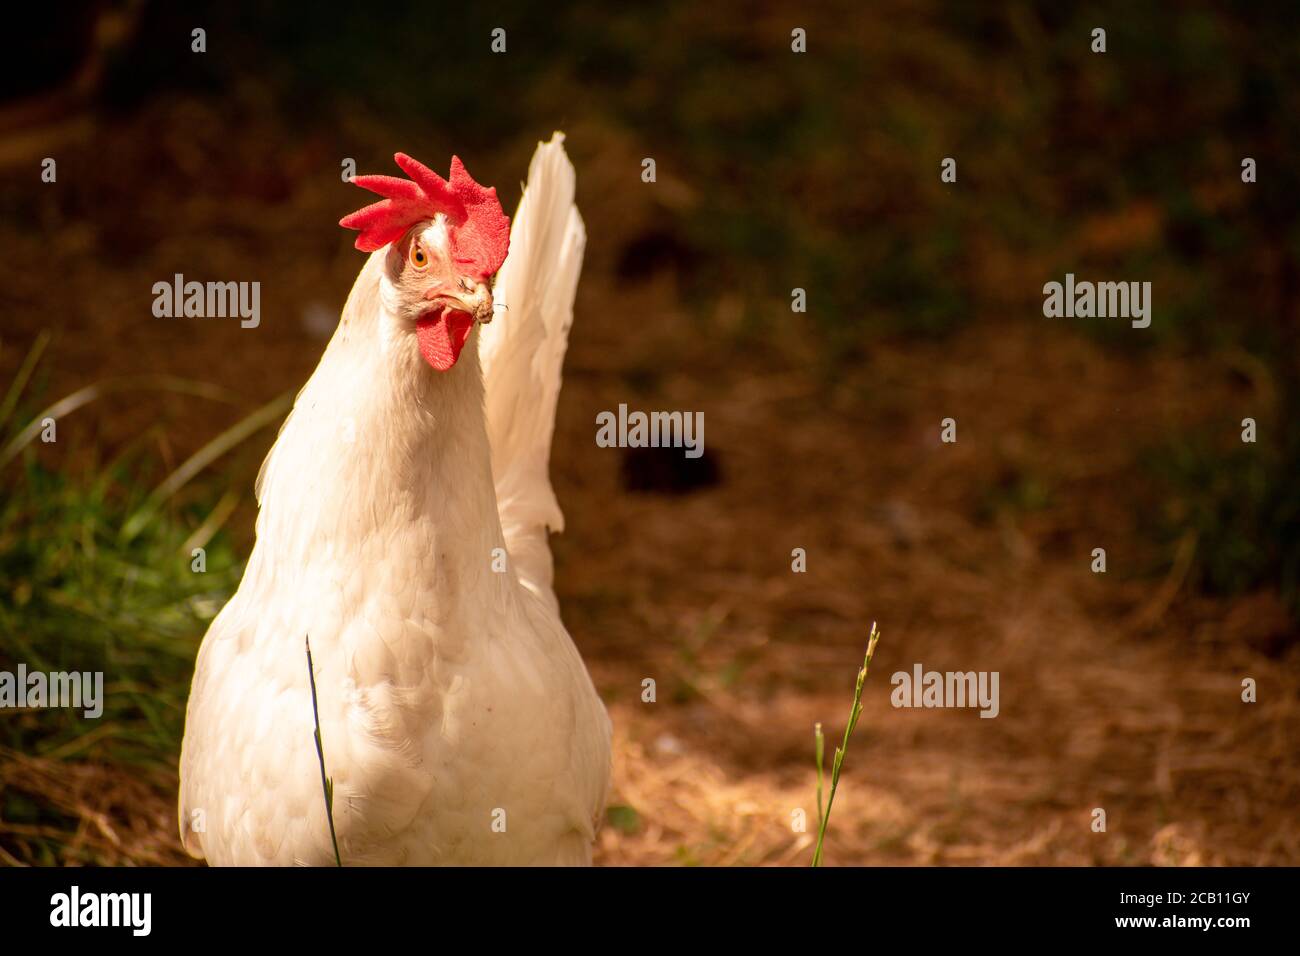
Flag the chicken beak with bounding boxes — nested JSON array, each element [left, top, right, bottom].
[[423, 281, 495, 324], [469, 281, 494, 324]]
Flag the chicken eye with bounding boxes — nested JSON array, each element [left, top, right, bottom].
[[410, 244, 429, 269]]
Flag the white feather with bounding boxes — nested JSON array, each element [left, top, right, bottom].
[[481, 133, 586, 611]]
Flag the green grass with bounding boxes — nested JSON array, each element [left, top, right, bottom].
[[0, 341, 287, 862], [306, 635, 343, 866], [1142, 430, 1300, 617], [0, 450, 243, 764], [812, 622, 881, 867]]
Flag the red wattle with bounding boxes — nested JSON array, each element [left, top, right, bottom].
[[416, 309, 475, 371]]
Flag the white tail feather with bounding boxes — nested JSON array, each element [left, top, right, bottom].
[[481, 133, 586, 609]]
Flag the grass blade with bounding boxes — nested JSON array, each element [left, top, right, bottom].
[[0, 331, 51, 433], [306, 635, 343, 867], [815, 722, 825, 831], [120, 391, 291, 542], [811, 621, 881, 867], [1, 374, 244, 469]]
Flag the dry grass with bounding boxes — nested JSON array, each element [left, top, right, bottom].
[[0, 749, 192, 866]]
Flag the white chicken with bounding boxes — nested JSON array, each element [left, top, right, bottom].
[[178, 134, 611, 865]]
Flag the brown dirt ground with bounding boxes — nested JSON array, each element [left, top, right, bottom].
[[2, 97, 1297, 867]]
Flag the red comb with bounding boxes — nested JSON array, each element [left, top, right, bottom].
[[339, 153, 510, 279]]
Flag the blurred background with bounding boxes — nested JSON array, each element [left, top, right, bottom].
[[0, 1, 1297, 865]]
